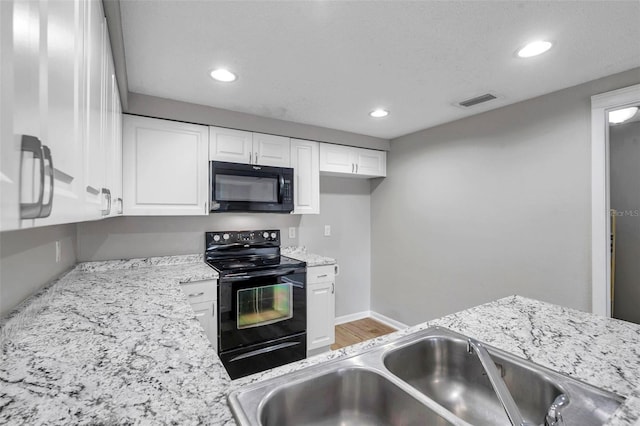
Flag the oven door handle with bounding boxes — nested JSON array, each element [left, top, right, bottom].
[[223, 267, 304, 281], [228, 341, 302, 363]]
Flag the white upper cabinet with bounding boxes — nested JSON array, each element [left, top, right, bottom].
[[209, 127, 253, 164], [83, 0, 106, 220], [353, 147, 387, 177], [290, 139, 319, 214], [1, 0, 122, 231], [35, 0, 87, 226], [123, 115, 209, 216], [319, 143, 386, 178], [253, 133, 290, 167], [319, 143, 353, 174], [209, 126, 291, 167]]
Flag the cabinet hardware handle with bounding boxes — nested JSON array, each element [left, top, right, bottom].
[[356, 163, 359, 174], [255, 152, 258, 164], [332, 283, 335, 294], [351, 163, 354, 173], [39, 145, 54, 218], [19, 135, 45, 219], [117, 198, 123, 214], [211, 302, 215, 316], [249, 152, 252, 164], [317, 274, 328, 278], [101, 188, 111, 215], [189, 292, 205, 297]]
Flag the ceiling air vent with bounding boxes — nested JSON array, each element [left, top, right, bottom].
[[458, 93, 497, 108]]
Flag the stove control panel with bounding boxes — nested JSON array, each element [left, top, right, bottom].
[[206, 230, 280, 247]]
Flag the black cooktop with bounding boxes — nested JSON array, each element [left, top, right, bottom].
[[206, 255, 304, 274]]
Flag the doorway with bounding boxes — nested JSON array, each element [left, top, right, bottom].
[[591, 84, 640, 319], [609, 105, 640, 323]]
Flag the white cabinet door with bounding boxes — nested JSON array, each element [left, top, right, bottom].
[[307, 280, 335, 351], [83, 0, 106, 220], [354, 147, 386, 177], [123, 115, 209, 216], [103, 28, 122, 218], [290, 139, 319, 214], [191, 300, 217, 351], [319, 143, 354, 175], [253, 133, 290, 167], [0, 0, 41, 231], [209, 126, 253, 164], [33, 0, 86, 227]]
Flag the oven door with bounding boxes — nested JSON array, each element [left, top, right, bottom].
[[218, 266, 306, 352], [210, 161, 293, 212]]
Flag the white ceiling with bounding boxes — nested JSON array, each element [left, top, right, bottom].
[[120, 1, 640, 140]]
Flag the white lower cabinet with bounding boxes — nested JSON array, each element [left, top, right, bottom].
[[123, 115, 209, 216], [307, 265, 336, 352], [181, 279, 217, 351]]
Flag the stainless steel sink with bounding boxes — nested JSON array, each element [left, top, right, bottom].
[[259, 367, 453, 426], [228, 327, 624, 426], [384, 336, 565, 425]]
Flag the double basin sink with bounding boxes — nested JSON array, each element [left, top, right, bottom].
[[228, 327, 623, 426]]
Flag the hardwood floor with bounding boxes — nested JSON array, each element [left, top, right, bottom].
[[331, 318, 397, 350]]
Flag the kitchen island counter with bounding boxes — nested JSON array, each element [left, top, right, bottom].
[[1, 255, 639, 425]]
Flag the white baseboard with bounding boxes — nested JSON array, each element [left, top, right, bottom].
[[334, 310, 409, 330], [334, 310, 370, 325], [369, 311, 409, 330]]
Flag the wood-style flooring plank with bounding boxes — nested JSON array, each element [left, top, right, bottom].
[[331, 318, 396, 350]]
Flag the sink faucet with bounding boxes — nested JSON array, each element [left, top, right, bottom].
[[545, 394, 568, 426], [467, 339, 534, 426]]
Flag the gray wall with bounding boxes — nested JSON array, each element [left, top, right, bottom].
[[0, 224, 77, 318], [127, 93, 390, 151], [610, 119, 640, 324], [299, 177, 371, 318], [371, 68, 640, 326], [77, 214, 300, 261]]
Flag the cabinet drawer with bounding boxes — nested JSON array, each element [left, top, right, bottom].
[[307, 265, 336, 284], [180, 279, 216, 304]]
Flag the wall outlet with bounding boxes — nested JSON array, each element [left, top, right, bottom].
[[55, 241, 61, 263], [288, 227, 296, 239], [324, 225, 331, 237]]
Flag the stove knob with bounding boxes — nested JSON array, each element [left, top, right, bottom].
[[223, 233, 230, 240], [263, 232, 269, 238], [271, 232, 277, 239], [213, 235, 220, 242]]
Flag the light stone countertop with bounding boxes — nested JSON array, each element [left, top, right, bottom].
[[281, 246, 337, 267], [1, 255, 639, 425]]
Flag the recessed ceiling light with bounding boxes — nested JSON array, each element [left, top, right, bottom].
[[369, 109, 389, 118], [517, 40, 553, 58], [609, 106, 638, 124], [210, 68, 237, 82]]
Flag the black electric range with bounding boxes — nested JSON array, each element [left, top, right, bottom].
[[205, 230, 307, 379]]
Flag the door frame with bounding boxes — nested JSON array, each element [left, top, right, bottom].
[[590, 83, 640, 317]]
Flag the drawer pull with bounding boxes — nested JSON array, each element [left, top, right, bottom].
[[317, 274, 328, 278], [188, 292, 205, 297]]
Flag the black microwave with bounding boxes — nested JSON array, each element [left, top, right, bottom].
[[210, 161, 294, 213]]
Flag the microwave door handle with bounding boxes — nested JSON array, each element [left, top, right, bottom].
[[278, 174, 285, 203]]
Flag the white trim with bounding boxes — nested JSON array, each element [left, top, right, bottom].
[[591, 83, 640, 317], [369, 311, 409, 330], [334, 310, 409, 330], [334, 311, 370, 325]]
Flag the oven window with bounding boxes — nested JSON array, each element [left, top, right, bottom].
[[216, 174, 278, 203], [237, 283, 293, 329]]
